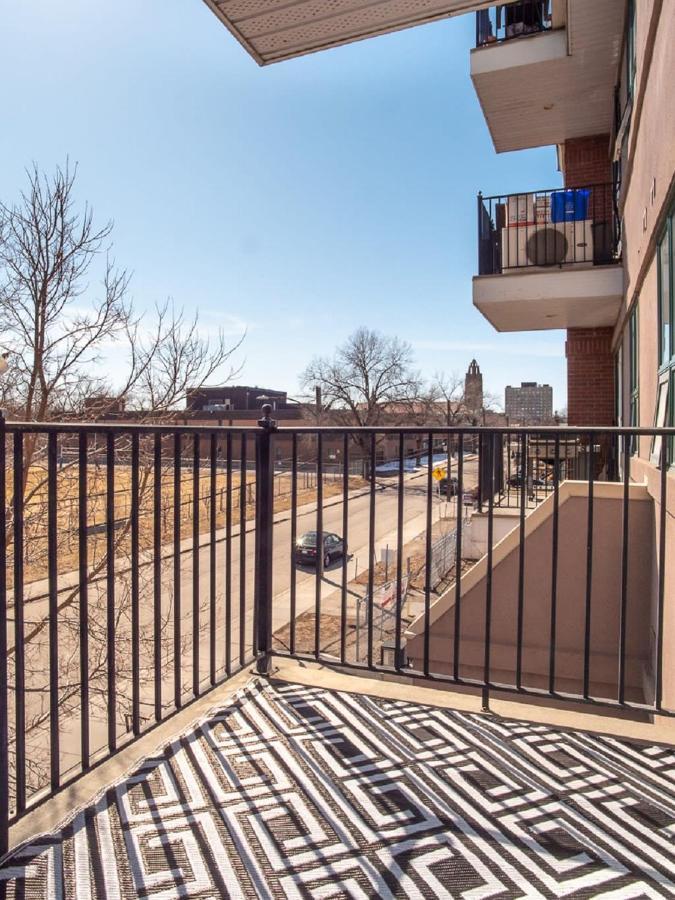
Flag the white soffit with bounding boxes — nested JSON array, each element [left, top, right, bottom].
[[202, 0, 493, 65]]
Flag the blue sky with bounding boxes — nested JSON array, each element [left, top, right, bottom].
[[0, 0, 566, 408]]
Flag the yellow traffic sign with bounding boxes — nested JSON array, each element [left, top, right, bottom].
[[432, 465, 447, 482]]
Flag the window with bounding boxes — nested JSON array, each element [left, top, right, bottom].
[[658, 216, 673, 367], [651, 373, 669, 465], [629, 304, 639, 450], [657, 203, 675, 464], [626, 0, 637, 102], [614, 0, 636, 187], [615, 344, 623, 427]]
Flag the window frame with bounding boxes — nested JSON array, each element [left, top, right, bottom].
[[658, 215, 673, 371], [655, 202, 675, 467], [615, 343, 624, 428], [651, 371, 670, 466], [629, 303, 639, 452], [625, 0, 637, 102]]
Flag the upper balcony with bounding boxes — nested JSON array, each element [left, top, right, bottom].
[[473, 183, 624, 331], [471, 0, 626, 152]]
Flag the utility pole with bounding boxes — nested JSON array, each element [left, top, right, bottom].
[[315, 385, 322, 424]]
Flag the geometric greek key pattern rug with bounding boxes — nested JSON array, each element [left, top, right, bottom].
[[1, 679, 675, 898]]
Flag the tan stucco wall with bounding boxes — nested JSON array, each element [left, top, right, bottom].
[[406, 485, 655, 703], [619, 0, 675, 318], [611, 0, 675, 711]]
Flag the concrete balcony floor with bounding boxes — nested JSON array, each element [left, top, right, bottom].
[[1, 667, 674, 898]]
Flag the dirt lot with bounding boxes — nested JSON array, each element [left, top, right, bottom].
[[8, 462, 365, 583]]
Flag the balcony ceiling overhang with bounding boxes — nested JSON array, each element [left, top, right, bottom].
[[201, 0, 492, 65], [471, 0, 626, 152], [472, 265, 624, 332]]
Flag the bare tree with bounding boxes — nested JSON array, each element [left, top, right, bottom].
[[301, 328, 425, 453], [428, 371, 467, 426], [0, 162, 133, 420], [0, 162, 244, 798]]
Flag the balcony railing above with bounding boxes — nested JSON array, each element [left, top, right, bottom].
[[476, 1, 553, 47], [477, 183, 621, 277]]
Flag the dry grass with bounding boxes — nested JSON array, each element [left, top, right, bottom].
[[8, 463, 366, 583]]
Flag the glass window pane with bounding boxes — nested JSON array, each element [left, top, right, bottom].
[[659, 234, 671, 365]]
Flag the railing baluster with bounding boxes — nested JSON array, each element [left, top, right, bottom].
[[395, 433, 404, 670], [13, 432, 26, 808], [618, 433, 630, 704], [209, 432, 217, 687], [424, 431, 433, 677], [131, 433, 140, 737], [173, 431, 182, 710], [548, 433, 560, 695], [289, 434, 298, 657], [314, 432, 324, 660], [453, 433, 464, 681], [192, 434, 200, 697], [153, 433, 162, 722], [655, 437, 667, 711], [340, 434, 349, 666], [482, 432, 495, 710], [583, 433, 595, 699], [225, 432, 232, 676], [367, 433, 376, 668], [516, 432, 527, 689], [47, 432, 61, 787], [239, 434, 247, 668], [106, 432, 116, 752]]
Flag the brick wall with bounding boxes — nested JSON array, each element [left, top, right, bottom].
[[563, 136, 616, 427], [564, 134, 615, 253], [563, 135, 612, 187], [566, 327, 615, 426]]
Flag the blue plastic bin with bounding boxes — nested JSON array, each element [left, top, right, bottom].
[[550, 188, 590, 222]]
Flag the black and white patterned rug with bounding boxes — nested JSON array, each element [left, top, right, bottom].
[[2, 679, 674, 898]]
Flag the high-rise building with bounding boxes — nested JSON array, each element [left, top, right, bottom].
[[505, 382, 553, 424], [464, 359, 483, 414]]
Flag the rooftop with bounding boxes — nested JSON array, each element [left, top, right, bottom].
[[2, 671, 674, 897]]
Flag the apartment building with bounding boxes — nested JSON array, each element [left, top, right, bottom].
[[467, 0, 674, 692], [505, 381, 553, 423], [2, 4, 673, 892]]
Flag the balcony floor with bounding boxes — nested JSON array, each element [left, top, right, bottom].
[[1, 677, 674, 898]]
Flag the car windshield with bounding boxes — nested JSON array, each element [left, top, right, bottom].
[[299, 533, 318, 547]]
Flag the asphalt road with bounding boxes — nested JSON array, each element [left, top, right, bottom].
[[15, 460, 478, 780]]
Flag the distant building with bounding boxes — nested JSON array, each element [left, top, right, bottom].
[[83, 395, 126, 419], [505, 382, 553, 424], [186, 385, 292, 413], [464, 360, 483, 414]]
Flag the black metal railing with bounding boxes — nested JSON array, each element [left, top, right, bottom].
[[476, 1, 553, 47], [0, 413, 673, 854], [478, 183, 622, 275]]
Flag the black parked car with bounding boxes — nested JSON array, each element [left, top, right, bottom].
[[294, 532, 345, 568], [508, 473, 546, 488], [439, 476, 459, 497]]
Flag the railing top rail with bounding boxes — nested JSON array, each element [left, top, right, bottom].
[[0, 421, 264, 435], [2, 421, 674, 437], [479, 182, 616, 204], [270, 426, 675, 436]]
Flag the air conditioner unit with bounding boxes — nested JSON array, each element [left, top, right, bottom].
[[501, 220, 594, 271]]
